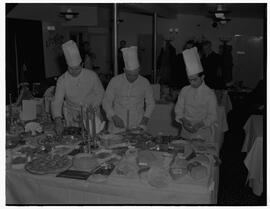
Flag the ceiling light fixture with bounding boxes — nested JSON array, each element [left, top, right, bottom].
[[60, 8, 79, 21]]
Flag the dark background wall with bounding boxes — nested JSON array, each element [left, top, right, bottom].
[[6, 18, 45, 104]]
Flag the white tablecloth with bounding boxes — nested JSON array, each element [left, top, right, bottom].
[[6, 165, 219, 204], [242, 115, 263, 196], [242, 115, 263, 152], [147, 103, 228, 150]]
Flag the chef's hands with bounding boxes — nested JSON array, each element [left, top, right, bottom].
[[55, 117, 64, 135], [181, 118, 195, 133], [112, 115, 125, 128], [192, 121, 204, 133], [180, 118, 204, 133]]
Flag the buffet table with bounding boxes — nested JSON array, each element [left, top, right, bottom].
[[6, 163, 219, 204], [241, 115, 263, 196], [147, 103, 228, 150], [6, 100, 221, 205]]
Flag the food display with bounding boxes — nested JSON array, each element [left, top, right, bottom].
[[13, 145, 38, 157], [153, 135, 181, 144], [92, 163, 115, 176], [143, 166, 171, 188], [37, 135, 60, 146], [95, 149, 122, 165], [169, 158, 188, 180], [99, 134, 125, 148], [12, 156, 27, 164], [191, 142, 217, 155], [116, 161, 138, 178], [61, 135, 81, 145], [125, 148, 138, 163], [25, 154, 72, 175], [38, 134, 80, 147], [11, 154, 28, 169], [137, 150, 158, 167], [9, 124, 25, 136], [73, 154, 99, 171], [170, 140, 194, 160], [190, 164, 208, 180], [62, 127, 81, 136], [192, 154, 210, 165], [52, 145, 74, 156], [95, 152, 112, 159], [119, 131, 152, 143], [25, 122, 43, 136], [7, 122, 217, 191]]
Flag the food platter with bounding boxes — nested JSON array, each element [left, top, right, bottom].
[[62, 127, 81, 136], [72, 153, 99, 171], [25, 154, 72, 175], [115, 161, 138, 178], [140, 166, 171, 188], [51, 145, 75, 156], [13, 144, 37, 156], [95, 149, 122, 164], [37, 134, 80, 147]]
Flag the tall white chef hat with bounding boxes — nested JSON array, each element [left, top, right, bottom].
[[62, 40, 82, 67], [121, 46, 140, 71], [183, 47, 204, 77]]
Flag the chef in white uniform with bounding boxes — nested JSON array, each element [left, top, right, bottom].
[[102, 46, 155, 133], [52, 40, 104, 134], [175, 47, 217, 142]]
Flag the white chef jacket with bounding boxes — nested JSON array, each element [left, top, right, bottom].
[[102, 73, 155, 133], [175, 81, 218, 141], [52, 68, 104, 126]]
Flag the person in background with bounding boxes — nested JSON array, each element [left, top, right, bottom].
[[219, 44, 234, 87], [235, 78, 265, 129], [201, 41, 223, 89], [118, 40, 127, 74], [81, 41, 96, 71], [157, 39, 177, 86], [102, 46, 155, 133], [52, 40, 104, 135], [175, 47, 218, 142], [15, 83, 33, 106], [15, 64, 33, 106], [174, 40, 195, 89]]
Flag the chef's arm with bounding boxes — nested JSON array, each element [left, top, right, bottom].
[[202, 93, 218, 127], [102, 80, 116, 119], [52, 78, 65, 119], [144, 82, 155, 119], [92, 73, 105, 107], [175, 88, 185, 123]]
